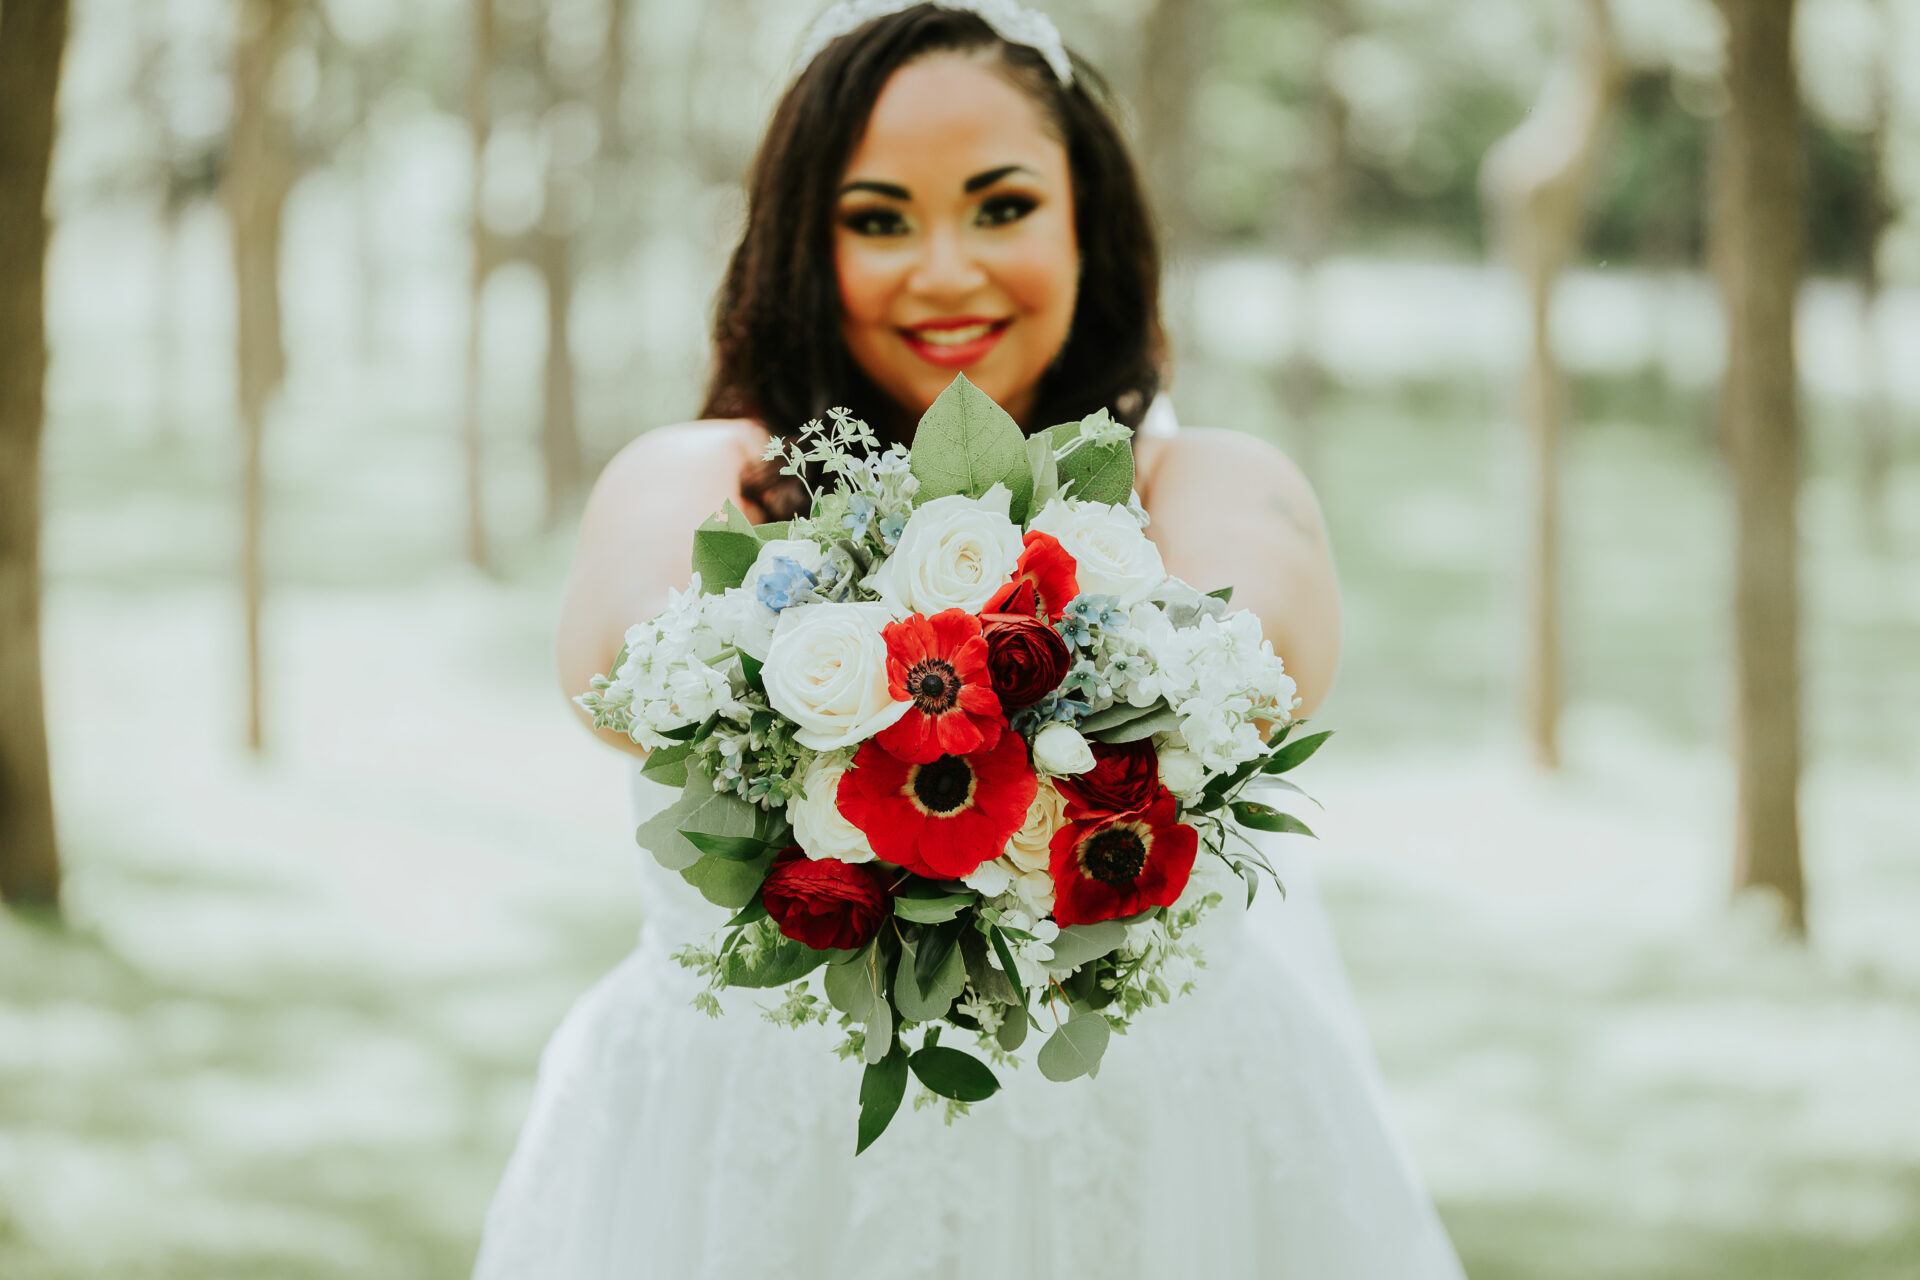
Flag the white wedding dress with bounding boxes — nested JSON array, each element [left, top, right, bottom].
[[474, 404, 1464, 1278]]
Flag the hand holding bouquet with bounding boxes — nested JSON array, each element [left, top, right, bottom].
[[580, 376, 1330, 1152]]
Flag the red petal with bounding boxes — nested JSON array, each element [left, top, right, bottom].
[[958, 684, 1001, 716], [877, 710, 941, 765], [927, 608, 980, 654], [935, 710, 986, 757]]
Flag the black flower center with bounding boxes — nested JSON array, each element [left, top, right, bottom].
[[1080, 826, 1148, 887], [907, 658, 961, 714], [907, 755, 976, 816]]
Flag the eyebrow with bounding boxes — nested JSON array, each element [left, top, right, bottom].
[[836, 164, 1039, 201]]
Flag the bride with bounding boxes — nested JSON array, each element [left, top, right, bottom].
[[477, 4, 1463, 1277]]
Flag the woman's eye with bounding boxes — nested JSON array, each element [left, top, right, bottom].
[[841, 208, 909, 237], [976, 194, 1038, 227]]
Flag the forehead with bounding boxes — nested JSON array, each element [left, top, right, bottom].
[[843, 53, 1066, 187]]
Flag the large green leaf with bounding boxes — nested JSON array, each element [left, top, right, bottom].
[[892, 892, 976, 924], [907, 374, 1031, 507], [1037, 1010, 1112, 1082], [1086, 704, 1183, 744], [639, 741, 693, 788], [681, 831, 775, 863], [1020, 432, 1060, 523], [894, 932, 967, 1022], [824, 944, 881, 1020], [719, 918, 832, 989], [856, 1043, 909, 1155], [634, 769, 761, 871], [1043, 411, 1133, 507], [1042, 920, 1129, 972], [909, 1045, 1001, 1103], [1231, 800, 1316, 840], [679, 846, 775, 908], [1075, 699, 1166, 735], [994, 1009, 1029, 1053], [1263, 728, 1333, 775], [690, 501, 763, 594]]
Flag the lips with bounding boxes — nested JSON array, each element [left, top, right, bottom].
[[900, 316, 1012, 370]]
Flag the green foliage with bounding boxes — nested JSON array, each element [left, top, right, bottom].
[[640, 741, 694, 788], [1044, 414, 1134, 507], [894, 929, 967, 1023], [679, 847, 776, 909], [1264, 729, 1333, 774], [856, 1043, 909, 1155], [908, 1045, 1001, 1103], [688, 502, 762, 594], [718, 918, 831, 989], [907, 374, 1032, 509], [634, 770, 761, 872], [1037, 1010, 1111, 1083], [892, 891, 977, 924], [1043, 920, 1129, 972], [1086, 703, 1183, 745], [1230, 800, 1316, 839]]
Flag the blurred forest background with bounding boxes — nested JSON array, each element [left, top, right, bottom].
[[2, 0, 1918, 1275]]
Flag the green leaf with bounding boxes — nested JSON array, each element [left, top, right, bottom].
[[679, 847, 775, 908], [909, 1045, 1001, 1103], [753, 520, 792, 542], [987, 925, 1027, 1008], [1206, 585, 1234, 605], [994, 1009, 1029, 1053], [690, 501, 763, 594], [1037, 1010, 1112, 1082], [1044, 412, 1133, 507], [1263, 729, 1332, 775], [1022, 432, 1059, 522], [824, 944, 880, 1020], [892, 892, 976, 924], [862, 990, 894, 1065], [680, 831, 774, 863], [639, 741, 694, 788], [635, 771, 760, 871], [856, 1043, 909, 1155], [908, 374, 1031, 507], [738, 651, 765, 693], [1042, 920, 1129, 972], [1087, 704, 1183, 744], [914, 917, 966, 988], [724, 898, 770, 930], [1231, 800, 1317, 839], [1075, 699, 1167, 735], [719, 918, 832, 989], [895, 932, 966, 1022]]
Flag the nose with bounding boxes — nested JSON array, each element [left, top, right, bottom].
[[907, 222, 987, 300]]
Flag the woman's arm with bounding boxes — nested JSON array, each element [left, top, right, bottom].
[[555, 421, 768, 758], [1136, 428, 1343, 717]]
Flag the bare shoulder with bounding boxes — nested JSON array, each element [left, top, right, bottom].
[[1137, 427, 1323, 529], [593, 418, 769, 502]]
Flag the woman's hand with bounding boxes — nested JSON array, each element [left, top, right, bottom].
[[555, 421, 768, 758], [1135, 428, 1342, 718]]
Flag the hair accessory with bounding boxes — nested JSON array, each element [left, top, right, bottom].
[[796, 0, 1075, 87]]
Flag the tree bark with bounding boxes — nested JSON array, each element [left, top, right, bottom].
[[462, 0, 496, 572], [0, 0, 70, 912], [1138, 0, 1204, 258], [228, 0, 297, 754], [1854, 0, 1893, 549], [537, 217, 582, 528], [1712, 0, 1807, 934], [1480, 0, 1622, 770]]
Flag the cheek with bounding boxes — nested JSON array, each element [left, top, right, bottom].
[[834, 238, 899, 324], [993, 227, 1079, 323]]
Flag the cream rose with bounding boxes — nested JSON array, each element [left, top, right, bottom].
[[1006, 781, 1068, 873], [1156, 743, 1206, 799], [864, 484, 1023, 616], [1029, 498, 1168, 605], [1032, 722, 1096, 775], [789, 752, 876, 864], [763, 602, 909, 751]]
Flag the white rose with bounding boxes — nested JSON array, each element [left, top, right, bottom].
[[1032, 722, 1095, 775], [763, 602, 909, 751], [1156, 743, 1206, 798], [1029, 498, 1168, 605], [864, 484, 1022, 616], [1005, 781, 1067, 873], [789, 753, 876, 864], [741, 539, 827, 605]]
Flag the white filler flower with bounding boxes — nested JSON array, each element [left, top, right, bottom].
[[762, 602, 909, 751], [1029, 498, 1167, 605], [864, 483, 1023, 616], [788, 752, 876, 864]]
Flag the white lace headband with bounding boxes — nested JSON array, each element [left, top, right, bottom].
[[796, 0, 1075, 87]]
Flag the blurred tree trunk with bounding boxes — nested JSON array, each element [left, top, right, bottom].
[[1480, 0, 1622, 770], [461, 0, 496, 572], [536, 214, 582, 527], [1275, 0, 1353, 483], [1854, 0, 1893, 549], [228, 0, 297, 754], [0, 0, 70, 913], [1712, 0, 1807, 934], [1138, 0, 1204, 258]]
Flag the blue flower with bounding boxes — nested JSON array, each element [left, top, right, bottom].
[[843, 494, 877, 539], [878, 512, 908, 550], [755, 557, 819, 612]]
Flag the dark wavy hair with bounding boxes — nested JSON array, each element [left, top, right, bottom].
[[702, 5, 1165, 519]]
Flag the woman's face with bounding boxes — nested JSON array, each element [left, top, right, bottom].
[[834, 53, 1079, 428]]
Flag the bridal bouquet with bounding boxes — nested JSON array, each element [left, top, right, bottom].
[[580, 374, 1328, 1152]]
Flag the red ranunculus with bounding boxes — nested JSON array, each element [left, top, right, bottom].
[[1049, 788, 1198, 925], [984, 531, 1080, 621], [837, 732, 1038, 881], [759, 849, 893, 951], [980, 613, 1072, 710], [877, 610, 1006, 765], [1056, 738, 1161, 819]]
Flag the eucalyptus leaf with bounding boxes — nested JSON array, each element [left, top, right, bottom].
[[1263, 729, 1333, 775], [914, 917, 967, 988], [908, 1045, 1001, 1103], [690, 501, 763, 594], [892, 892, 976, 924], [1075, 699, 1167, 735], [856, 1044, 909, 1155], [719, 918, 832, 989], [680, 831, 773, 862], [961, 928, 1020, 1006], [1232, 801, 1317, 840], [895, 933, 966, 1022], [1043, 413, 1133, 507], [679, 846, 775, 908], [1087, 704, 1183, 744], [862, 994, 894, 1065], [1037, 1010, 1112, 1082], [994, 1009, 1029, 1053], [1043, 920, 1129, 972], [639, 741, 693, 788], [824, 945, 880, 1020], [908, 374, 1031, 507]]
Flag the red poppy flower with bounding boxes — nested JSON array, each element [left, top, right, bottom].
[[1056, 739, 1161, 820], [1049, 787, 1198, 925], [877, 610, 1005, 765], [760, 849, 893, 951], [984, 531, 1080, 621], [837, 732, 1038, 881]]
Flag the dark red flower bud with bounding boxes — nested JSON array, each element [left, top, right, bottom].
[[1056, 739, 1161, 819], [759, 850, 892, 951], [980, 614, 1072, 710]]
